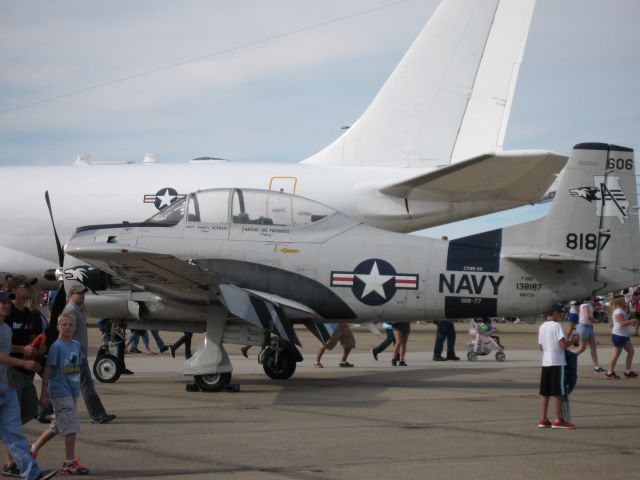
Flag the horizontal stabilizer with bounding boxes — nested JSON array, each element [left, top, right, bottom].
[[504, 253, 592, 263], [378, 150, 567, 203]]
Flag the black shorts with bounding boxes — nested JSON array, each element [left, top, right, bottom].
[[539, 365, 565, 397]]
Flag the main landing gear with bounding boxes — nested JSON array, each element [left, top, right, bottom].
[[183, 313, 303, 390], [183, 311, 233, 392], [258, 337, 301, 380]]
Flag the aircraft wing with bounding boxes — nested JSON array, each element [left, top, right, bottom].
[[66, 244, 215, 302], [378, 150, 567, 204], [65, 244, 306, 345]]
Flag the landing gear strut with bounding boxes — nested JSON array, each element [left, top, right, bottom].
[[259, 338, 301, 380], [183, 307, 233, 391]]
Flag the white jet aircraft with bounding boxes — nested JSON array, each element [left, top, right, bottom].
[[0, 0, 565, 287]]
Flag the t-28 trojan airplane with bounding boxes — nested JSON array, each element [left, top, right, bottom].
[[60, 142, 638, 390], [0, 0, 567, 286]]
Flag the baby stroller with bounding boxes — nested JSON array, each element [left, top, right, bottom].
[[466, 318, 506, 362]]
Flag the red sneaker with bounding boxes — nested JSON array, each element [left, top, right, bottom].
[[60, 459, 90, 475], [537, 418, 551, 428], [551, 419, 575, 429]]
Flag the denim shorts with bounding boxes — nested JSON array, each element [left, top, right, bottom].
[[576, 323, 594, 340], [611, 334, 629, 349]]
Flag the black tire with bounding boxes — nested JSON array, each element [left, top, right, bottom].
[[93, 354, 122, 383], [194, 373, 232, 392], [262, 348, 296, 380]]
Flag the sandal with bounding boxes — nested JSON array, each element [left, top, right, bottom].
[[313, 361, 323, 368], [143, 348, 157, 355]]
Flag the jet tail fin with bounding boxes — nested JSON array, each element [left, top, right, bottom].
[[301, 0, 536, 168], [504, 143, 640, 291]]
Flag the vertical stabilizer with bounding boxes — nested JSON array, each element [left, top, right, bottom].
[[301, 0, 536, 168], [505, 143, 640, 291], [450, 0, 535, 162]]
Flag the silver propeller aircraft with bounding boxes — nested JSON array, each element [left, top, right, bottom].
[[61, 142, 638, 390]]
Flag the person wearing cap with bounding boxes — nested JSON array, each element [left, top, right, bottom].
[[0, 291, 58, 480], [62, 284, 116, 425], [538, 304, 574, 429], [3, 276, 47, 476]]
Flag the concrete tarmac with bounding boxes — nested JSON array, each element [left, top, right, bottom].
[[25, 324, 640, 479]]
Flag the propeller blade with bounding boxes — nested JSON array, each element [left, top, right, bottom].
[[45, 190, 64, 267], [46, 283, 66, 347]]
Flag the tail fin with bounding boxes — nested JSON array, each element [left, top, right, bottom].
[[504, 143, 640, 292], [301, 0, 536, 168]]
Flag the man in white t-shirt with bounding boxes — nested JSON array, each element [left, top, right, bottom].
[[538, 304, 574, 429]]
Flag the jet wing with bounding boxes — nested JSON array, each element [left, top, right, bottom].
[[65, 244, 215, 302], [66, 244, 306, 345], [378, 150, 567, 204]]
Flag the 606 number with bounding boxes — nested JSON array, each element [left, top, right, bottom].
[[606, 158, 633, 170]]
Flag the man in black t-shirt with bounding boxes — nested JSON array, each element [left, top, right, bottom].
[[2, 275, 45, 477]]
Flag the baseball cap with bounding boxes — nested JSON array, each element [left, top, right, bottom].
[[8, 275, 37, 290]]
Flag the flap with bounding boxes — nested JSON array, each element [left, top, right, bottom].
[[379, 150, 567, 203]]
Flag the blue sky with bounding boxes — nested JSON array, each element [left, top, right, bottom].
[[0, 0, 638, 238]]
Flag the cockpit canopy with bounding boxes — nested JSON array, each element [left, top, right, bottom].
[[145, 188, 336, 227]]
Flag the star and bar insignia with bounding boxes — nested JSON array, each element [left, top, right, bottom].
[[144, 187, 186, 210], [331, 258, 418, 306]]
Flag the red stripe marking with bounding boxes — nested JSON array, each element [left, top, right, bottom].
[[333, 276, 354, 282]]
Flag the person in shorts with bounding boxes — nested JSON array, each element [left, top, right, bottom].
[[31, 314, 89, 475], [605, 295, 638, 379], [390, 322, 411, 366], [574, 297, 605, 373], [314, 321, 355, 368], [538, 304, 574, 429]]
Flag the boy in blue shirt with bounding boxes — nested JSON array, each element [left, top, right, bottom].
[[31, 314, 89, 475]]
